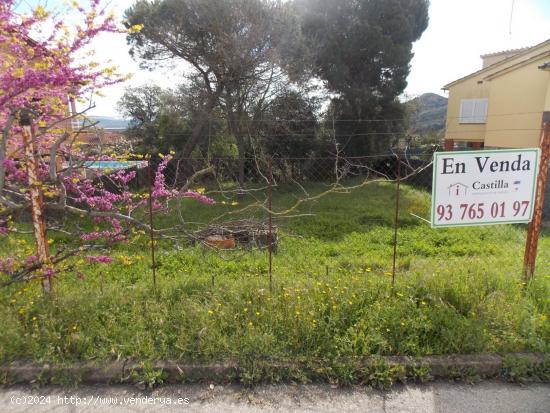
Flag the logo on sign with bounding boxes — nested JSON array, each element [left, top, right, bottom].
[[448, 183, 468, 197]]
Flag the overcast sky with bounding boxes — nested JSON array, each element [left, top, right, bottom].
[[18, 0, 550, 117], [406, 0, 550, 98]]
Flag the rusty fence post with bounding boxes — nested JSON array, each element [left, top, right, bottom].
[[267, 156, 273, 291], [523, 119, 550, 281], [147, 156, 157, 290], [391, 154, 401, 292], [19, 110, 52, 294]]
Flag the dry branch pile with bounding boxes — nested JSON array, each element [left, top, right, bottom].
[[194, 219, 278, 251]]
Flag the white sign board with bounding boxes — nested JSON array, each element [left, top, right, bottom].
[[431, 149, 540, 227]]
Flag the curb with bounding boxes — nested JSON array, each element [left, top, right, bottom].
[[1, 353, 548, 385]]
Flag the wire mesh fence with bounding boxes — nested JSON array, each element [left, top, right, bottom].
[[130, 150, 547, 291]]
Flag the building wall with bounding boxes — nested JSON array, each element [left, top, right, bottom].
[[444, 41, 550, 148], [545, 74, 550, 112], [484, 56, 550, 148], [445, 73, 490, 143]]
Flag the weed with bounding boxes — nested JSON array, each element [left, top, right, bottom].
[[50, 370, 82, 387], [31, 370, 50, 388], [0, 370, 13, 386], [361, 359, 406, 390], [501, 356, 550, 383], [445, 366, 481, 384], [130, 362, 167, 390], [408, 363, 433, 383]]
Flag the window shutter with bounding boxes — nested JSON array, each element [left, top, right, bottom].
[[459, 99, 488, 124], [473, 98, 488, 123], [459, 100, 475, 123]]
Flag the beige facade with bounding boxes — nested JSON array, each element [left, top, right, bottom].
[[443, 39, 550, 149]]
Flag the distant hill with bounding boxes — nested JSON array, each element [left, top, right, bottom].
[[407, 93, 447, 135], [89, 116, 129, 130]]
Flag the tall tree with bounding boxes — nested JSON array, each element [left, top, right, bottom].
[[117, 84, 195, 154], [124, 0, 299, 177], [258, 90, 319, 158], [118, 80, 237, 157], [296, 0, 429, 155]]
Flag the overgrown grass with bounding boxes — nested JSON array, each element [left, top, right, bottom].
[[0, 181, 548, 375]]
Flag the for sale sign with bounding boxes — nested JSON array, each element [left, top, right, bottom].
[[431, 149, 540, 227]]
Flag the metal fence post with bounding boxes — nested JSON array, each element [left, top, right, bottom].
[[147, 156, 157, 290], [268, 156, 273, 291], [391, 155, 401, 291]]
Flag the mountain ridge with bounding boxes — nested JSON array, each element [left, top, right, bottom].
[[407, 92, 448, 135], [89, 116, 129, 130]]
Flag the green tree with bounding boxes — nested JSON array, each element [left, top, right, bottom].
[[117, 84, 192, 154], [124, 0, 301, 185], [258, 90, 320, 158], [296, 0, 429, 155]]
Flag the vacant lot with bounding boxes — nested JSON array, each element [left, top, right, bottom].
[[0, 181, 548, 381]]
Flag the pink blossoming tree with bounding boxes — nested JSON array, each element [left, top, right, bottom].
[[0, 0, 213, 292]]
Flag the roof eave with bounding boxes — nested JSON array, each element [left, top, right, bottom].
[[441, 38, 550, 90]]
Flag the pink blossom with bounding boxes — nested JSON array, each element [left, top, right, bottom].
[[85, 255, 114, 264], [182, 191, 216, 205], [0, 258, 15, 275], [25, 255, 39, 266], [0, 219, 8, 235]]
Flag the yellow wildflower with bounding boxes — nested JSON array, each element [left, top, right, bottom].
[[127, 24, 144, 34]]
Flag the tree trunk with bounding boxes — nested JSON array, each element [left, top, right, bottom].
[[21, 122, 52, 294], [236, 135, 246, 191], [227, 109, 247, 192], [179, 89, 221, 159]]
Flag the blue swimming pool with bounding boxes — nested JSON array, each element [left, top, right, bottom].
[[84, 161, 147, 170]]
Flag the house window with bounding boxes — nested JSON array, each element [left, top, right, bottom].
[[459, 98, 488, 124]]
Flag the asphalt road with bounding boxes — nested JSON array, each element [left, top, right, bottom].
[[1, 381, 549, 412]]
